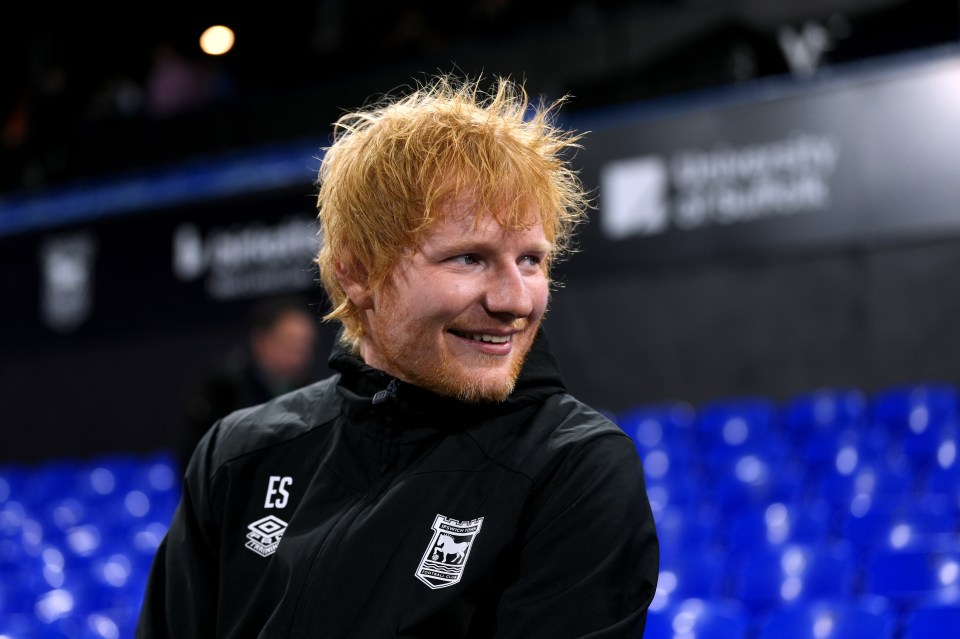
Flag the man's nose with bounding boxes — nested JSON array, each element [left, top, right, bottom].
[[483, 264, 533, 318]]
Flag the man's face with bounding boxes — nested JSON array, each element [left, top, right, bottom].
[[356, 199, 551, 402], [252, 310, 317, 383]]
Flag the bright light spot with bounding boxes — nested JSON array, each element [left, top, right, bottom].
[[101, 554, 132, 587], [673, 611, 697, 634], [781, 547, 807, 575], [42, 565, 64, 588], [909, 405, 930, 434], [850, 493, 872, 518], [51, 499, 84, 531], [637, 419, 663, 447], [42, 547, 65, 570], [1, 500, 25, 526], [939, 560, 959, 586], [659, 570, 678, 594], [646, 485, 668, 513], [813, 613, 835, 639], [736, 455, 766, 484], [854, 469, 876, 494], [645, 450, 670, 479], [938, 440, 957, 469], [781, 575, 802, 600], [649, 592, 670, 611], [835, 446, 858, 475], [814, 396, 836, 425], [766, 503, 790, 544], [765, 503, 788, 527], [35, 589, 74, 623], [133, 522, 167, 553], [148, 463, 176, 491], [87, 613, 120, 639], [651, 572, 676, 610], [125, 490, 151, 518], [200, 25, 235, 56], [21, 519, 43, 552], [723, 417, 749, 445], [889, 523, 911, 549], [90, 468, 115, 495], [67, 525, 101, 556]]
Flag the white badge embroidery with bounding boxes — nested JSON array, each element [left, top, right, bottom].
[[415, 514, 484, 589], [245, 514, 288, 557]]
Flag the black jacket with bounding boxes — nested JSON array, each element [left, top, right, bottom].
[[137, 330, 659, 638]]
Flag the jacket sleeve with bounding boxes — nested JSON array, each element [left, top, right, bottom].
[[495, 432, 660, 638], [136, 422, 223, 638]]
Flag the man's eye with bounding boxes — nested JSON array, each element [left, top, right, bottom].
[[450, 254, 479, 265], [520, 255, 543, 267]]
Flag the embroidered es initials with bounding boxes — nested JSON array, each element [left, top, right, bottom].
[[264, 475, 292, 508]]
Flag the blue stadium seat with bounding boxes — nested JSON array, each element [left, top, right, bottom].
[[902, 588, 960, 639], [723, 501, 832, 554], [923, 434, 959, 498], [643, 597, 749, 639], [656, 551, 727, 607], [654, 505, 719, 564], [872, 383, 958, 467], [0, 613, 36, 638], [842, 495, 958, 555], [617, 401, 698, 451], [695, 398, 789, 474], [0, 451, 181, 636], [865, 535, 960, 606], [727, 542, 858, 613], [816, 459, 914, 524], [784, 388, 868, 466], [711, 455, 805, 515], [756, 597, 897, 639], [844, 494, 960, 551], [644, 472, 703, 516]]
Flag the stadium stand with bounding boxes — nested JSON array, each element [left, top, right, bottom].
[[0, 381, 957, 637]]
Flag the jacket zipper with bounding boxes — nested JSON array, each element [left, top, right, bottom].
[[372, 378, 399, 405]]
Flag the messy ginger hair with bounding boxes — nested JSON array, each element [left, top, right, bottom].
[[315, 74, 590, 350]]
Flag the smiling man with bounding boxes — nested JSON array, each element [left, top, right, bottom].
[[138, 75, 659, 638]]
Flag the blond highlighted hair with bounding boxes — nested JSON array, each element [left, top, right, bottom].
[[315, 74, 590, 351]]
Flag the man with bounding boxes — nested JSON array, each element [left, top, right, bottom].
[[177, 296, 319, 470], [138, 74, 659, 638]]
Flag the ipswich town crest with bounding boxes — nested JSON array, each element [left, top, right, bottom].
[[414, 514, 484, 589]]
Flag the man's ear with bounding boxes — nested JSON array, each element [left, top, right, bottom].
[[335, 258, 374, 310]]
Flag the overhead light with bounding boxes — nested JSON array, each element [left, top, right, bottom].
[[200, 25, 235, 56]]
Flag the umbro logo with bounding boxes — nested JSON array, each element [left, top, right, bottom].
[[415, 514, 484, 589], [245, 515, 288, 557]]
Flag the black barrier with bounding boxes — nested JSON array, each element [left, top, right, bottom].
[[3, 46, 960, 462]]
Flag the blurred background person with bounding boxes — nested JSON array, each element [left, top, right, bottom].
[[179, 296, 319, 470]]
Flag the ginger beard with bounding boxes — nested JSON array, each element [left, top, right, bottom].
[[375, 290, 538, 402]]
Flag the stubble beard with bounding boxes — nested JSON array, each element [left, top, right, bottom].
[[378, 317, 537, 403]]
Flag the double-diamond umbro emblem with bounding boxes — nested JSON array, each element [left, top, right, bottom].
[[245, 514, 288, 557], [415, 514, 484, 589]]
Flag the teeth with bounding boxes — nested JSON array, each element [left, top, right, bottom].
[[465, 333, 510, 344]]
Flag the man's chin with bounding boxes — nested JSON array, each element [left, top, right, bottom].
[[424, 368, 519, 403]]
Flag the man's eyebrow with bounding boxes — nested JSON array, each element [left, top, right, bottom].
[[431, 238, 554, 254]]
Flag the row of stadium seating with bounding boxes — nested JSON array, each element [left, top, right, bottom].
[[619, 383, 960, 638], [0, 382, 957, 637], [0, 452, 177, 637]]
